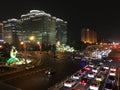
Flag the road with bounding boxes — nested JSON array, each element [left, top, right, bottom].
[[0, 48, 120, 90], [0, 53, 82, 90], [58, 48, 120, 90]]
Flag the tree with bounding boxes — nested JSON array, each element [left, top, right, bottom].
[[69, 41, 88, 51]]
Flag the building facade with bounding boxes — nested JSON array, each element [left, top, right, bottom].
[[21, 10, 67, 46], [0, 23, 3, 40], [56, 18, 67, 44], [3, 10, 67, 50], [3, 19, 22, 48], [81, 28, 97, 44]]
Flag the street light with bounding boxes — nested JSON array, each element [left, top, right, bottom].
[[37, 41, 42, 54], [20, 41, 27, 64], [29, 36, 35, 41]]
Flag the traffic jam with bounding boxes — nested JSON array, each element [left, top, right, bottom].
[[60, 48, 118, 90], [60, 62, 117, 90]]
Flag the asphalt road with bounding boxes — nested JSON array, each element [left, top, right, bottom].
[[1, 53, 82, 90], [1, 49, 120, 90]]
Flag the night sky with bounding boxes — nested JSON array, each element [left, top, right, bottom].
[[0, 1, 120, 42]]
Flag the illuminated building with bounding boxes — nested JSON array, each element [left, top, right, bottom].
[[21, 10, 67, 45], [3, 19, 22, 47], [2, 10, 67, 50], [0, 23, 3, 40], [81, 28, 97, 44], [56, 18, 67, 44]]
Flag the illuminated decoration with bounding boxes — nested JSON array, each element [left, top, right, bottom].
[[6, 46, 19, 64], [6, 46, 33, 65], [56, 41, 75, 52]]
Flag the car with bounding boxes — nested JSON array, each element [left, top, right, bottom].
[[108, 76, 115, 84], [80, 68, 87, 75], [87, 72, 95, 79], [79, 77, 88, 86], [95, 75, 104, 82], [92, 67, 98, 73], [100, 68, 107, 74], [45, 68, 56, 76], [99, 62, 103, 65], [72, 73, 82, 80], [96, 64, 101, 69], [88, 64, 94, 68], [104, 83, 113, 90], [89, 82, 100, 90], [109, 71, 116, 76], [103, 66, 109, 70], [107, 59, 113, 62], [25, 65, 35, 70], [74, 56, 81, 60], [71, 88, 80, 90], [63, 79, 76, 88], [110, 67, 116, 72], [84, 65, 91, 71]]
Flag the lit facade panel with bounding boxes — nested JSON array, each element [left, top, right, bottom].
[[21, 10, 67, 45], [56, 20, 67, 44], [0, 23, 3, 40], [2, 10, 67, 49], [48, 17, 56, 44], [3, 19, 21, 47]]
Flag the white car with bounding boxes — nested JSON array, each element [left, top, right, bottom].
[[109, 71, 116, 76], [107, 59, 113, 62], [89, 64, 94, 68], [87, 72, 95, 79], [110, 67, 116, 72], [95, 75, 104, 82], [64, 79, 76, 88], [92, 68, 98, 73], [103, 66, 109, 70], [72, 73, 82, 80], [89, 82, 100, 90]]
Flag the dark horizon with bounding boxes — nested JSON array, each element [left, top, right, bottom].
[[0, 1, 120, 42]]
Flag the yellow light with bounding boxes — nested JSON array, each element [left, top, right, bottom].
[[37, 41, 40, 45], [0, 45, 3, 48], [20, 41, 24, 45], [57, 41, 60, 45], [29, 36, 35, 41]]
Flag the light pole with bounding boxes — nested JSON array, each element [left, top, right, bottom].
[[37, 41, 41, 54], [51, 44, 56, 58], [20, 41, 27, 64]]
